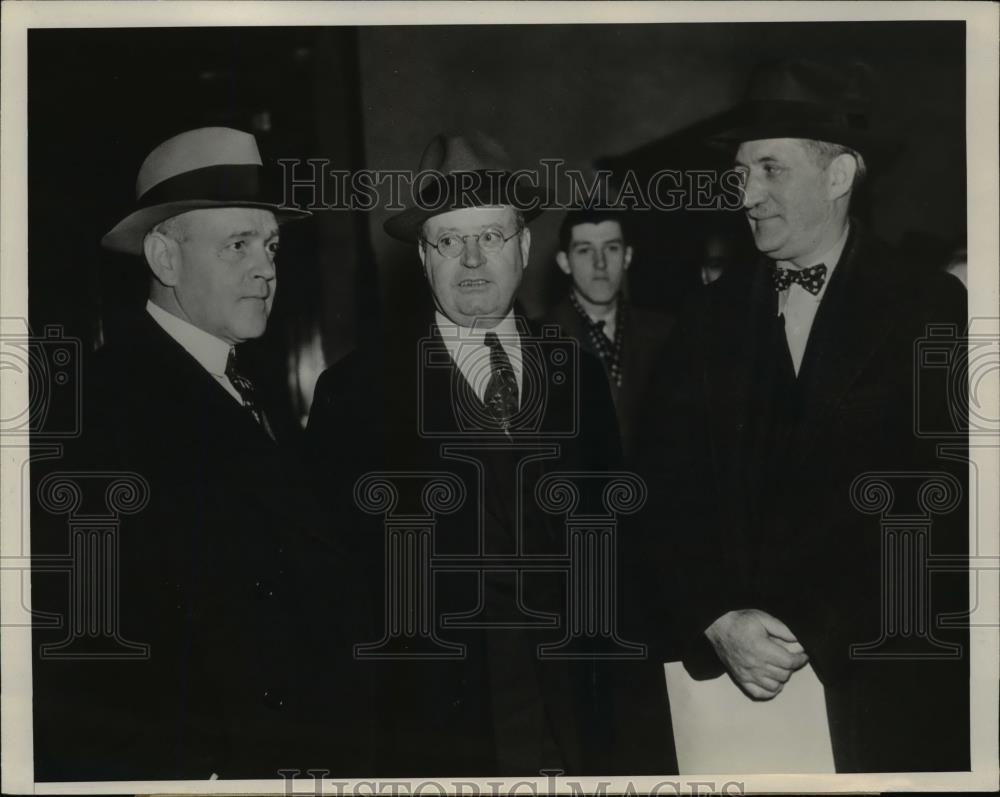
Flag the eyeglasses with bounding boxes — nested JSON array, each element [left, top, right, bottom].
[[422, 227, 521, 259]]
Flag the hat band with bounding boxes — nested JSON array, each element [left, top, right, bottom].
[[137, 163, 264, 209], [743, 99, 871, 132]]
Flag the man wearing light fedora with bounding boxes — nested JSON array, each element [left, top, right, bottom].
[[639, 60, 968, 772], [307, 132, 676, 776], [32, 127, 373, 780]]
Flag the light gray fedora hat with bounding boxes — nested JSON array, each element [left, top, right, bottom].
[[101, 126, 310, 256]]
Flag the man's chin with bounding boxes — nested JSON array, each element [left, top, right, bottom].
[[455, 301, 507, 322], [232, 318, 269, 342], [753, 233, 788, 259], [584, 290, 617, 305]]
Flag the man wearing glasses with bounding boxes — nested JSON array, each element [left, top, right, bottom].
[[307, 132, 675, 777]]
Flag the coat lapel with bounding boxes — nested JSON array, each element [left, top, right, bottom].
[[550, 297, 598, 359], [791, 226, 895, 459], [384, 320, 493, 453], [430, 327, 480, 436], [139, 314, 278, 450], [704, 262, 776, 505]]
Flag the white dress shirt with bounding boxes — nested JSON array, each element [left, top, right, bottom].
[[434, 310, 523, 403], [146, 300, 244, 405], [775, 224, 850, 375]]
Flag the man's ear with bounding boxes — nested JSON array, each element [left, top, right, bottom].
[[555, 251, 571, 276], [416, 241, 429, 279], [143, 231, 182, 287], [826, 153, 858, 202], [519, 227, 531, 268], [623, 245, 634, 271]]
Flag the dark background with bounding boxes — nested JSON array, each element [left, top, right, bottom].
[[28, 22, 966, 432]]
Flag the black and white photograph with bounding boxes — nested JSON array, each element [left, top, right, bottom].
[[1, 2, 997, 794]]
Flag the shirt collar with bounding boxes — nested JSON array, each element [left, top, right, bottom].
[[434, 309, 519, 346], [570, 289, 621, 329], [146, 300, 232, 376], [434, 309, 522, 392]]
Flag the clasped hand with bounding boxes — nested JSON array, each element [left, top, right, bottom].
[[704, 609, 809, 700]]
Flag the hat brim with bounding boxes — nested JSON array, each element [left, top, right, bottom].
[[384, 201, 544, 243], [705, 101, 898, 160], [383, 170, 549, 242], [101, 200, 311, 256]]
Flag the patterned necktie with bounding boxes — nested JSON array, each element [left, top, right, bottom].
[[483, 331, 519, 431], [225, 348, 274, 439], [771, 263, 828, 295], [570, 292, 625, 388]]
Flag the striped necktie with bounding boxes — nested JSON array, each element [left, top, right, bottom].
[[225, 348, 275, 440]]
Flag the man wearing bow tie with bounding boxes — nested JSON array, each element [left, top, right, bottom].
[[640, 61, 968, 773]]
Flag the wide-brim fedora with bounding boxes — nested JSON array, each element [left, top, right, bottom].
[[383, 131, 546, 243], [707, 59, 897, 157], [102, 126, 310, 256]]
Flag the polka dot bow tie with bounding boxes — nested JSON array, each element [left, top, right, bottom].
[[771, 263, 828, 295]]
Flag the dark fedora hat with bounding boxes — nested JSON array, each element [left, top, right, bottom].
[[708, 59, 894, 156], [102, 126, 310, 256], [383, 131, 545, 242]]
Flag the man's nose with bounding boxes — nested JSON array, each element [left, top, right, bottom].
[[250, 246, 277, 281], [461, 236, 484, 268], [594, 248, 607, 270], [742, 173, 765, 209]]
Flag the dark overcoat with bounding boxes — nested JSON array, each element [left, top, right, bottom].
[[637, 224, 969, 773], [544, 298, 674, 463], [32, 312, 374, 781], [307, 312, 678, 776]]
